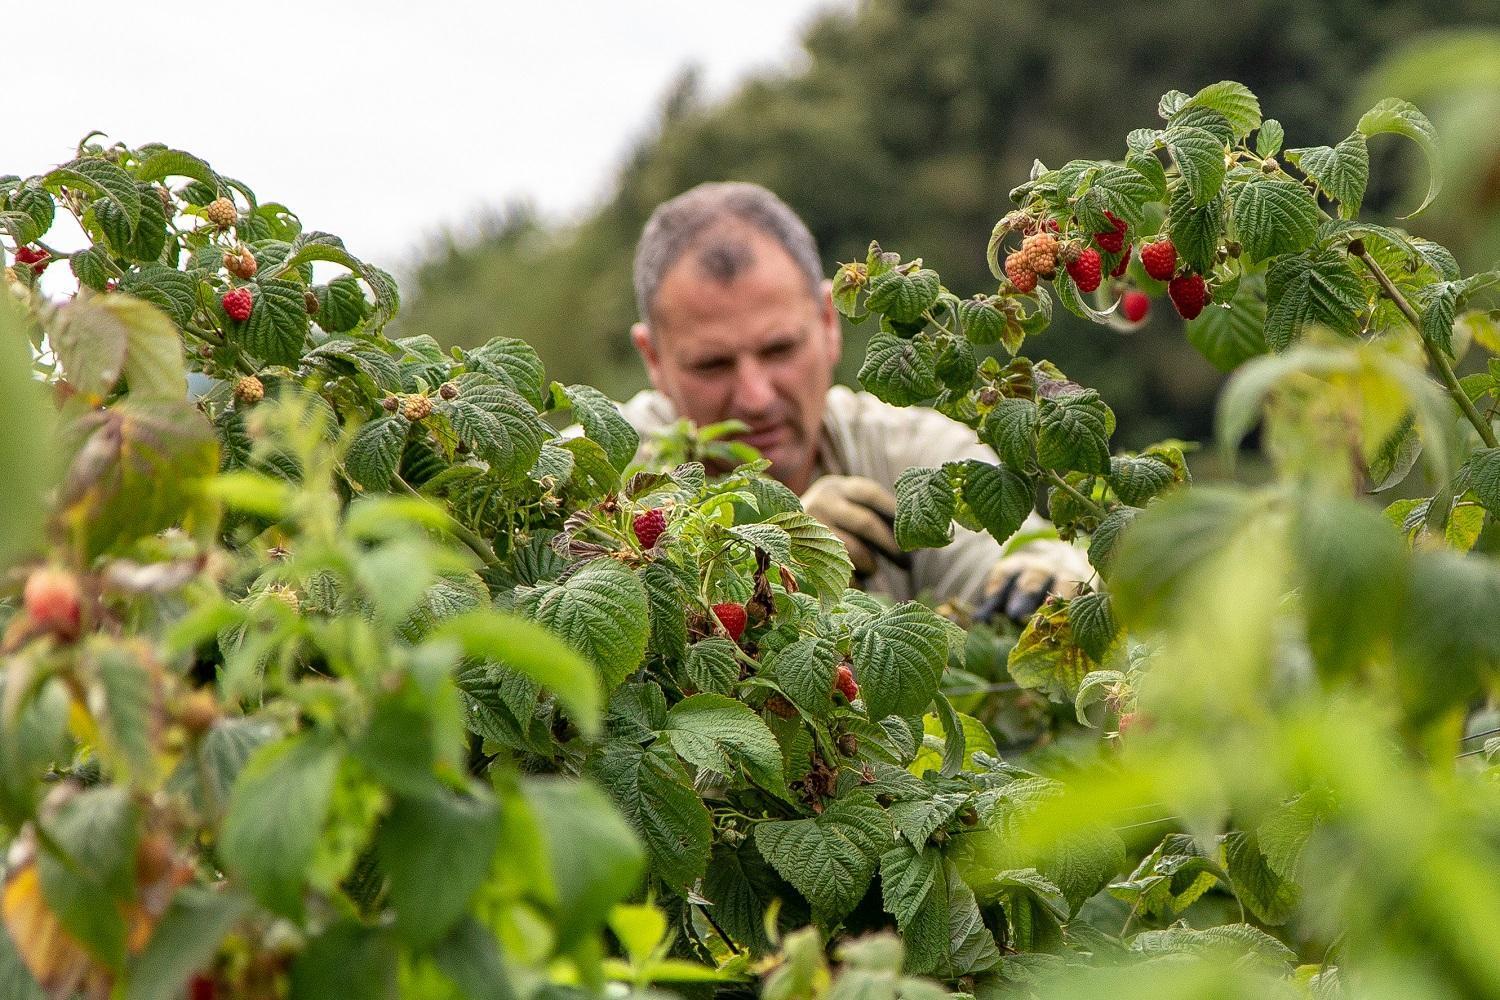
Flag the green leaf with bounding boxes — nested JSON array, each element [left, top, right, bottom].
[[1106, 455, 1176, 506], [858, 330, 942, 406], [1187, 270, 1268, 371], [1037, 390, 1113, 475], [981, 398, 1038, 470], [37, 787, 139, 969], [1231, 178, 1321, 263], [893, 466, 955, 549], [314, 274, 371, 332], [754, 791, 891, 923], [466, 337, 548, 409], [767, 637, 839, 718], [429, 918, 514, 1000], [684, 637, 740, 696], [221, 732, 342, 919], [662, 694, 785, 793], [1068, 592, 1119, 663], [1472, 448, 1500, 514], [1222, 832, 1298, 926], [1256, 119, 1285, 158], [344, 414, 410, 492], [1264, 250, 1365, 350], [1357, 98, 1441, 217], [1007, 604, 1095, 701], [956, 459, 1033, 545], [1088, 507, 1137, 580], [376, 787, 501, 948], [701, 839, 805, 954], [448, 373, 548, 482], [643, 559, 692, 662], [865, 268, 941, 324], [1163, 125, 1227, 206], [729, 522, 793, 564], [69, 246, 112, 291], [435, 611, 603, 734], [766, 511, 856, 603], [46, 157, 141, 232], [289, 922, 398, 1000], [58, 401, 219, 560], [852, 601, 951, 719], [519, 777, 645, 950], [596, 742, 712, 889], [1166, 180, 1224, 275], [124, 887, 250, 1000], [958, 295, 1006, 345], [1125, 128, 1168, 199], [1287, 132, 1370, 216], [1077, 163, 1156, 231], [517, 558, 649, 693], [1109, 488, 1257, 627], [1183, 81, 1262, 139], [565, 384, 639, 473], [238, 278, 309, 365], [91, 642, 154, 785], [880, 841, 941, 928], [1294, 497, 1407, 679], [119, 265, 198, 329], [3, 183, 55, 244], [135, 148, 223, 192]]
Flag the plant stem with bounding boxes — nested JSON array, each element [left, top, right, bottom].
[[1352, 246, 1499, 449], [1045, 469, 1106, 519], [394, 474, 502, 567]]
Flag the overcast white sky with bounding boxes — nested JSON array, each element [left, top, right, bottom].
[[11, 0, 847, 271]]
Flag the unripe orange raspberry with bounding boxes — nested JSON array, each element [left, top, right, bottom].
[[233, 375, 264, 405], [223, 247, 258, 280], [205, 197, 237, 229], [403, 395, 433, 421]]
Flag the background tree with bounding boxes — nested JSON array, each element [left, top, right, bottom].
[[395, 0, 1500, 451]]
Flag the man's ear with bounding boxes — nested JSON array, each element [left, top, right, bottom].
[[631, 322, 664, 390]]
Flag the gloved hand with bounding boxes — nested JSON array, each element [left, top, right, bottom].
[[976, 538, 1094, 624], [801, 475, 911, 579]]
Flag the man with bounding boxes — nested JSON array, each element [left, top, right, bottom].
[[621, 181, 1088, 618]]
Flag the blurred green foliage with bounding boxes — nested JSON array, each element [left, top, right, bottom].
[[395, 1, 1500, 451]]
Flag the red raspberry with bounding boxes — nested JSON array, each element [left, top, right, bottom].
[[711, 602, 747, 642], [24, 566, 82, 640], [1093, 212, 1128, 254], [1140, 240, 1177, 281], [221, 286, 253, 322], [1065, 247, 1101, 293], [14, 246, 49, 275], [1109, 244, 1132, 278], [834, 663, 859, 702], [1121, 290, 1150, 324], [632, 508, 666, 549], [1003, 254, 1037, 294], [1167, 273, 1207, 320]]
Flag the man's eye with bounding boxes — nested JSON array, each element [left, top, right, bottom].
[[762, 342, 795, 360], [691, 359, 731, 374]]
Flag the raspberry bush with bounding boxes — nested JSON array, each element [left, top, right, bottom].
[[3, 76, 1500, 1000]]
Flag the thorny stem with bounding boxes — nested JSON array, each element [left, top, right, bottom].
[[1352, 245, 1500, 450], [1044, 469, 1107, 520], [394, 474, 502, 567]]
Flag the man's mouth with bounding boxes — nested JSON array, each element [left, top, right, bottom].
[[741, 424, 788, 451]]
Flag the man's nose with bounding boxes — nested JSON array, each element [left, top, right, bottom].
[[731, 355, 777, 414]]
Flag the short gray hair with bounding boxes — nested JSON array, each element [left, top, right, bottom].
[[633, 182, 823, 323]]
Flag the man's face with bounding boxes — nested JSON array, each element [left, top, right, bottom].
[[632, 228, 841, 495]]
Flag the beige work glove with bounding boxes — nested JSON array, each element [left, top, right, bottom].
[[800, 475, 912, 579], [977, 538, 1094, 623]]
